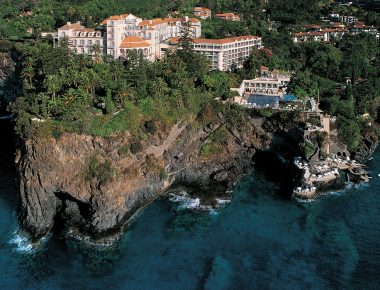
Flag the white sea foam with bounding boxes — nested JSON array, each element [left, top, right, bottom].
[[168, 191, 231, 213], [9, 231, 34, 254], [169, 191, 201, 210], [295, 197, 317, 203], [215, 198, 231, 205]]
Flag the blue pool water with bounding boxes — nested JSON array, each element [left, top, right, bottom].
[[0, 141, 379, 289]]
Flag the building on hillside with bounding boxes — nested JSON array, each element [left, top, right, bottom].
[[55, 13, 201, 61], [350, 22, 379, 39], [119, 36, 153, 60], [292, 20, 379, 43], [169, 35, 262, 71], [233, 67, 291, 107], [100, 13, 201, 59], [56, 22, 105, 56], [292, 26, 348, 43], [339, 15, 358, 24], [193, 7, 212, 19], [215, 13, 240, 21]]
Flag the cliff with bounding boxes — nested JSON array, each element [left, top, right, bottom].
[[0, 43, 22, 112], [16, 116, 273, 242]]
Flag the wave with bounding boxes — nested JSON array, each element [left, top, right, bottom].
[[168, 191, 231, 214], [9, 231, 35, 254], [9, 229, 50, 254], [169, 191, 201, 210]]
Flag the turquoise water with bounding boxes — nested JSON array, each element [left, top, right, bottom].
[[0, 136, 379, 289]]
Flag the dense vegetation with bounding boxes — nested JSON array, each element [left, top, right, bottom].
[[1, 0, 380, 153], [257, 32, 380, 150], [9, 36, 237, 141]]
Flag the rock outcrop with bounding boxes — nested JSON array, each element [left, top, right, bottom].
[[0, 45, 22, 111], [16, 116, 272, 242]]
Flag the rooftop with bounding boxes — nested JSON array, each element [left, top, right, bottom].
[[170, 35, 260, 45], [119, 36, 151, 48], [58, 22, 85, 30]]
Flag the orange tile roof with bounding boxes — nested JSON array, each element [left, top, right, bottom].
[[100, 13, 131, 25], [138, 17, 200, 28], [58, 22, 85, 30], [294, 32, 324, 37], [119, 36, 151, 48], [215, 13, 238, 17], [305, 24, 321, 28], [193, 7, 211, 12]]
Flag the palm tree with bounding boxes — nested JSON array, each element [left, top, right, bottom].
[[44, 75, 62, 105], [22, 57, 35, 88]]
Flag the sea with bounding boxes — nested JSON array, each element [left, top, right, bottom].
[[0, 120, 379, 290]]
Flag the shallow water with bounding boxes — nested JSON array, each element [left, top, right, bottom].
[[0, 132, 379, 289]]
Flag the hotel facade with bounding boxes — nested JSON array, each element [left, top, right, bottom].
[[169, 35, 262, 71], [56, 13, 201, 61], [55, 13, 262, 71]]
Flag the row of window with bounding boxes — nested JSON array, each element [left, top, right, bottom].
[[72, 39, 102, 46], [194, 42, 260, 50], [244, 83, 279, 88], [74, 32, 102, 37]]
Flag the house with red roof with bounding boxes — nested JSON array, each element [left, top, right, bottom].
[[215, 13, 240, 21]]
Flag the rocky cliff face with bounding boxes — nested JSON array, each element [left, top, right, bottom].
[[16, 117, 272, 242], [0, 47, 22, 111]]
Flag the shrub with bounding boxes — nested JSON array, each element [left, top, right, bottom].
[[118, 145, 129, 156], [145, 154, 165, 177], [130, 139, 142, 154], [32, 121, 53, 144], [303, 141, 316, 159], [84, 155, 115, 184], [144, 120, 156, 134], [200, 143, 224, 158], [159, 169, 168, 180], [210, 127, 229, 145], [259, 108, 273, 118]]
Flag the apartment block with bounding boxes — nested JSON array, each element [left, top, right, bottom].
[[169, 35, 262, 71]]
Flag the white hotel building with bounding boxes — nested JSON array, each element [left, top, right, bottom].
[[56, 13, 201, 61], [55, 13, 262, 71], [169, 35, 263, 71]]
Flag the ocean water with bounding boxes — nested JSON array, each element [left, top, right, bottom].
[[0, 127, 380, 289]]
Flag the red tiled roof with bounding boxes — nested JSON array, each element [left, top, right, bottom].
[[100, 13, 131, 25], [138, 17, 200, 28], [119, 36, 151, 48], [294, 32, 324, 37], [58, 22, 85, 30], [193, 7, 211, 12], [305, 24, 321, 28], [215, 13, 237, 17]]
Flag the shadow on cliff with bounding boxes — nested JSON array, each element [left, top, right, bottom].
[[0, 119, 18, 208], [252, 130, 305, 199]]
